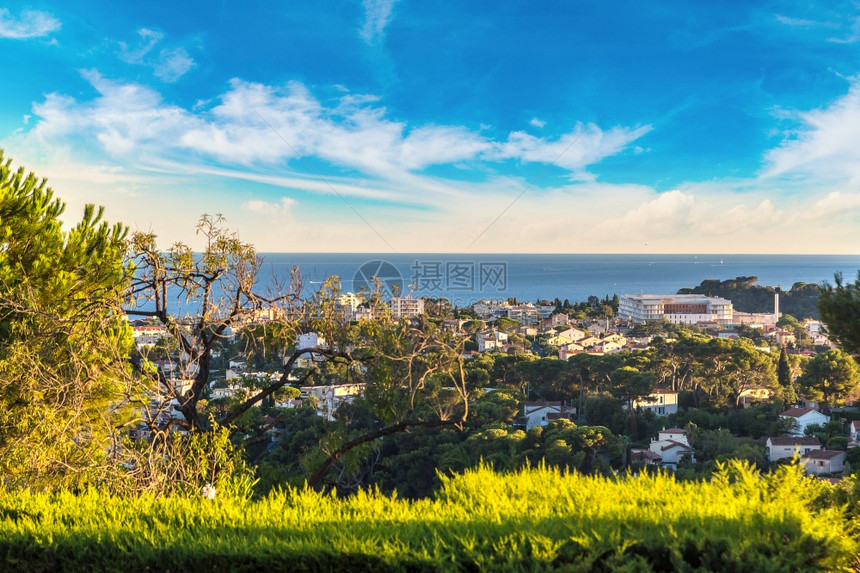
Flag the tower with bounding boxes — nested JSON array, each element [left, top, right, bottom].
[[774, 293, 779, 322]]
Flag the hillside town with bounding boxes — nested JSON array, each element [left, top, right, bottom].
[[129, 284, 859, 487]]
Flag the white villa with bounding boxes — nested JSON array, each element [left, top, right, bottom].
[[647, 427, 696, 467], [300, 383, 366, 421], [802, 450, 846, 475], [779, 407, 830, 437], [765, 436, 822, 463], [523, 402, 576, 429], [477, 329, 508, 353], [631, 389, 679, 417]]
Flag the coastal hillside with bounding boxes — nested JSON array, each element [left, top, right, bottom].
[[678, 276, 822, 318]]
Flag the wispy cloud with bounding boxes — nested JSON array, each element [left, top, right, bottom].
[[118, 28, 195, 82], [774, 14, 834, 29], [762, 77, 860, 185], [119, 28, 163, 62], [14, 72, 858, 253], [494, 123, 653, 174], [772, 5, 860, 44], [3, 73, 663, 251], [360, 0, 399, 44], [29, 74, 645, 187], [0, 8, 60, 39]]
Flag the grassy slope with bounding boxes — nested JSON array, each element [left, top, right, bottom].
[[0, 463, 855, 572]]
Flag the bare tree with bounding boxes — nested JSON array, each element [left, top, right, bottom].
[[124, 215, 470, 489]]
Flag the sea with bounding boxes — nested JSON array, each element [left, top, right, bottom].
[[256, 254, 860, 307]]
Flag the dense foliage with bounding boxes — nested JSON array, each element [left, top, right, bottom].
[[0, 151, 135, 489], [819, 271, 860, 354], [0, 463, 855, 572], [678, 276, 821, 318]]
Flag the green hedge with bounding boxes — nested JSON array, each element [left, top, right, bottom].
[[0, 462, 855, 572]]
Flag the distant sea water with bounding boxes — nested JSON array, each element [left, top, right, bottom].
[[256, 254, 860, 306]]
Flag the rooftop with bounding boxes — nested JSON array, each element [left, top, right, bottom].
[[802, 450, 845, 460], [766, 436, 821, 446], [779, 407, 817, 418], [620, 294, 732, 304]]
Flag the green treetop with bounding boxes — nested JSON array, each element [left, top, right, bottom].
[[0, 151, 135, 489]]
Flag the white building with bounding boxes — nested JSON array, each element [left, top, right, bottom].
[[507, 304, 541, 325], [295, 332, 327, 367], [631, 389, 679, 417], [300, 383, 366, 421], [132, 324, 167, 345], [617, 294, 733, 325], [477, 329, 508, 353], [802, 450, 846, 475], [850, 421, 860, 445], [523, 402, 576, 429], [472, 300, 511, 320], [779, 407, 830, 437], [765, 436, 822, 463], [648, 427, 695, 466], [388, 296, 425, 318], [336, 292, 365, 320]]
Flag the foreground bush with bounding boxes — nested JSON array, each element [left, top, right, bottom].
[[0, 462, 855, 572]]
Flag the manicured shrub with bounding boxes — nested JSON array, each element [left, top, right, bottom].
[[0, 462, 854, 571]]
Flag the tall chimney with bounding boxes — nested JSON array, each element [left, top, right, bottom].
[[774, 293, 779, 322]]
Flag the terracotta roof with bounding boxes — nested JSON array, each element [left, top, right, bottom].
[[766, 436, 821, 446], [779, 407, 815, 418], [852, 421, 860, 430], [802, 450, 845, 460], [661, 440, 693, 452]]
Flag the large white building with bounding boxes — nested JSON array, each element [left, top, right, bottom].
[[388, 296, 425, 318], [617, 294, 733, 325]]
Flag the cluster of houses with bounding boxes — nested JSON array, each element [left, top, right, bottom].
[[126, 291, 850, 478], [520, 391, 857, 477], [464, 293, 832, 359]]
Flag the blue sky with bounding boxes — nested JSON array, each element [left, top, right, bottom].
[[2, 1, 860, 253]]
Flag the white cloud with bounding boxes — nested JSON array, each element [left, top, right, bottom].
[[243, 196, 297, 216], [118, 28, 195, 82], [529, 118, 546, 128], [774, 14, 832, 29], [15, 73, 859, 253], [801, 191, 860, 221], [119, 28, 163, 63], [762, 78, 860, 185], [154, 47, 195, 82], [494, 123, 652, 173], [0, 8, 60, 39], [360, 0, 399, 44]]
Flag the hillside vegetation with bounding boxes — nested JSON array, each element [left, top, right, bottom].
[[0, 463, 855, 572], [678, 276, 821, 318]]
